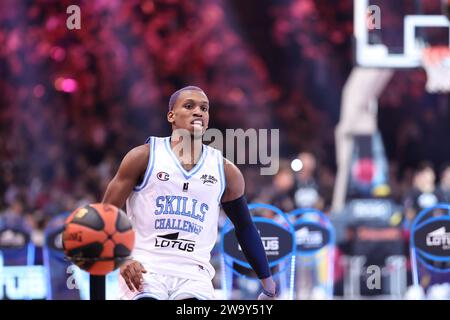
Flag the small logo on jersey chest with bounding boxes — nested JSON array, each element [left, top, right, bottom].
[[200, 174, 218, 186], [182, 182, 189, 192], [157, 172, 170, 181]]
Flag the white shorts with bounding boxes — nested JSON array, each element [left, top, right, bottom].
[[118, 272, 215, 300]]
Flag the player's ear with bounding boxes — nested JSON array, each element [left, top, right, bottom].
[[167, 111, 174, 124]]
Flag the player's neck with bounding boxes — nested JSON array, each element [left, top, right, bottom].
[[169, 134, 203, 168]]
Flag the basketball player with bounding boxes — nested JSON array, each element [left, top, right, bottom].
[[102, 86, 276, 300]]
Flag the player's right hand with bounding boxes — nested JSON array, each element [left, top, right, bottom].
[[120, 259, 147, 292], [258, 276, 277, 300]]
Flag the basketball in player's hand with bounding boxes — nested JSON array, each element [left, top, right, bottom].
[[62, 203, 135, 275]]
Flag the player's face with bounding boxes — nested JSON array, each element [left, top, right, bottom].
[[168, 90, 210, 137]]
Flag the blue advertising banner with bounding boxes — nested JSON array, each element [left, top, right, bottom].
[[410, 203, 450, 288], [220, 203, 296, 299], [289, 208, 335, 299], [0, 214, 42, 299]]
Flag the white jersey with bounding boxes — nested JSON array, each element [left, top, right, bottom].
[[126, 136, 225, 281]]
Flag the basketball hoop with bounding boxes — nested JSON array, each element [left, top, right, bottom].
[[422, 46, 450, 93]]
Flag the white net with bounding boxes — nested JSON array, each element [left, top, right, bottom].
[[422, 46, 450, 93]]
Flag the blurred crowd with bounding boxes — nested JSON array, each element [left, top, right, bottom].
[[0, 0, 449, 251]]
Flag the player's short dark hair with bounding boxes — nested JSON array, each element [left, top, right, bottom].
[[168, 86, 205, 111]]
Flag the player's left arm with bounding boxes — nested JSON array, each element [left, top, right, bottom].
[[221, 158, 276, 299]]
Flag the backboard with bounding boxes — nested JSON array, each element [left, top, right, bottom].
[[354, 0, 450, 68]]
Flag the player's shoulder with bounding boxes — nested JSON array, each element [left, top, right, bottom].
[[126, 135, 165, 160], [221, 157, 245, 201], [222, 158, 243, 178], [126, 144, 150, 159], [119, 144, 150, 174], [119, 136, 169, 176]]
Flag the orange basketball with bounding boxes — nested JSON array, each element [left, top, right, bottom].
[[62, 203, 135, 275]]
